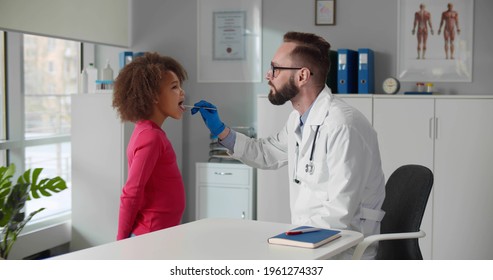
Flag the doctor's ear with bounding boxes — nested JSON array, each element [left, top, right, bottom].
[[298, 67, 312, 83]]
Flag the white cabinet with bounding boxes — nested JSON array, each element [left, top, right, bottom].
[[373, 97, 435, 175], [196, 162, 255, 220], [373, 95, 493, 260], [256, 95, 373, 223], [432, 98, 493, 259], [256, 97, 292, 223], [71, 93, 133, 251], [373, 96, 434, 259], [339, 95, 373, 124]]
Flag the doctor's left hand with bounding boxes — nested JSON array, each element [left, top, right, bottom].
[[191, 100, 226, 138]]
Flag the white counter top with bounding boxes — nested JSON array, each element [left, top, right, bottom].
[[52, 218, 363, 260]]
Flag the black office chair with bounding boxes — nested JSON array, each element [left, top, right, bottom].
[[352, 164, 434, 259]]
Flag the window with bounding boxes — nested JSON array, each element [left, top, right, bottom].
[[23, 34, 77, 139], [1, 32, 80, 223]]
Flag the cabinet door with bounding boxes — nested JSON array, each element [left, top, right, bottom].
[[373, 97, 434, 259], [196, 163, 254, 220], [373, 98, 435, 176], [71, 93, 133, 251], [339, 96, 373, 124], [198, 186, 250, 219], [433, 99, 493, 259], [256, 96, 292, 223]]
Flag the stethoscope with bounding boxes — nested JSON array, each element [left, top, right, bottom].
[[293, 124, 320, 184], [304, 125, 320, 175]]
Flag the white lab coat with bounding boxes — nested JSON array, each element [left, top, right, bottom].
[[231, 86, 386, 259]]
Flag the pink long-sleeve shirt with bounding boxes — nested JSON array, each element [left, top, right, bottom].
[[117, 120, 185, 240]]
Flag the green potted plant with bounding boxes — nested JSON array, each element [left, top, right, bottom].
[[0, 164, 67, 259]]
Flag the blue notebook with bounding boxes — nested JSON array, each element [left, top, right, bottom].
[[268, 226, 341, 249]]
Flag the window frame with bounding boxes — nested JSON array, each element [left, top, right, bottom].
[[3, 32, 74, 179], [0, 31, 81, 259]]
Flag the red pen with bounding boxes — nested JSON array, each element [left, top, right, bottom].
[[286, 227, 322, 235]]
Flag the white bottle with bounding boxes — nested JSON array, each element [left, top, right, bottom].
[[86, 63, 98, 93], [102, 59, 114, 81], [79, 68, 88, 94]]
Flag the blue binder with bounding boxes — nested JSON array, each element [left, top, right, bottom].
[[337, 49, 358, 94], [119, 51, 133, 69], [326, 50, 338, 93], [358, 48, 375, 94]]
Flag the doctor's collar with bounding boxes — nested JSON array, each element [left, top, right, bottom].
[[300, 102, 314, 128]]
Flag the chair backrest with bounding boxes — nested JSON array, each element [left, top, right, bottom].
[[377, 164, 434, 260]]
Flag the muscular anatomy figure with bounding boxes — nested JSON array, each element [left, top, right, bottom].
[[412, 4, 433, 59], [438, 3, 460, 59]]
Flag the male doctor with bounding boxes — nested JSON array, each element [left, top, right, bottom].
[[192, 31, 385, 259]]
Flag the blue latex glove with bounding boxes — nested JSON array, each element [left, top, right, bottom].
[[191, 100, 225, 138]]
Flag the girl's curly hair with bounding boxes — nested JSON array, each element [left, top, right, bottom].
[[112, 52, 188, 122]]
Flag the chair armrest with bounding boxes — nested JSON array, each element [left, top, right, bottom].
[[351, 230, 426, 260]]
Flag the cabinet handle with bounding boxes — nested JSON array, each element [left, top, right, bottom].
[[435, 118, 439, 139], [214, 172, 232, 175]]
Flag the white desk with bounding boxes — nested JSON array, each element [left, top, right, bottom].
[[53, 218, 363, 260]]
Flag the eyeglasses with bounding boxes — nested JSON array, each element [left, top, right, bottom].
[[268, 64, 313, 78]]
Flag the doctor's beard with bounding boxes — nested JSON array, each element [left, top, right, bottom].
[[268, 76, 299, 105]]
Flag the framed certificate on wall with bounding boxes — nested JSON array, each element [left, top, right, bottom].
[[213, 11, 246, 60], [198, 0, 262, 83]]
